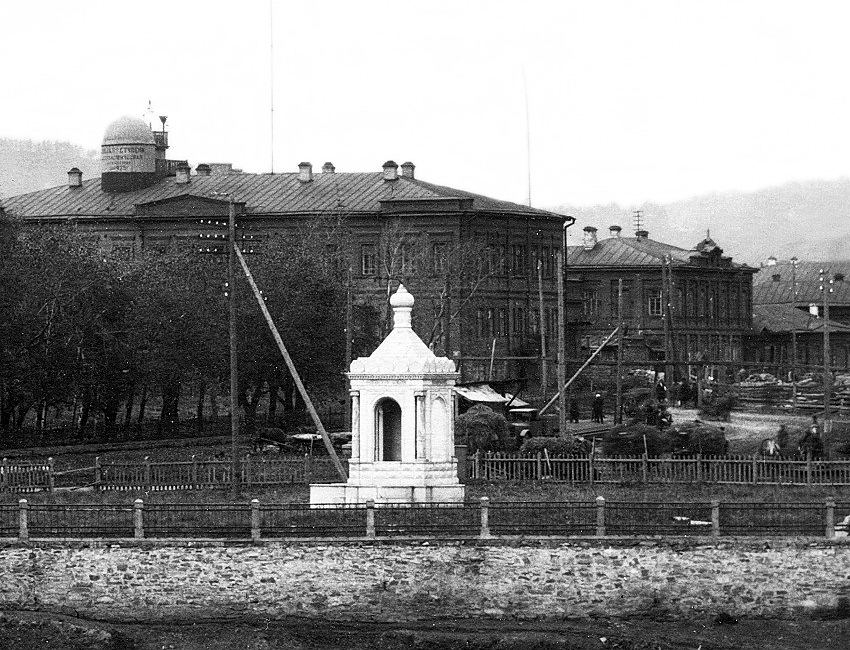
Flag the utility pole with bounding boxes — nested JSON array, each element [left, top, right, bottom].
[[661, 256, 672, 384], [537, 260, 547, 396], [615, 278, 624, 424], [556, 250, 567, 441], [820, 268, 834, 417], [345, 266, 353, 430], [227, 198, 240, 495], [790, 257, 798, 411]]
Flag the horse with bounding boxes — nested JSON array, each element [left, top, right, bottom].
[[759, 438, 781, 457]]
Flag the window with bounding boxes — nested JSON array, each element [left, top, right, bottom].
[[511, 244, 526, 276], [432, 242, 447, 275], [647, 288, 663, 317], [610, 280, 632, 318], [476, 309, 486, 339], [512, 306, 525, 334], [361, 244, 376, 276], [541, 246, 552, 277], [487, 308, 494, 338], [498, 308, 508, 336], [582, 290, 600, 317]]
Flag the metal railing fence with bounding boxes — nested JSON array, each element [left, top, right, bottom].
[[4, 497, 845, 542]]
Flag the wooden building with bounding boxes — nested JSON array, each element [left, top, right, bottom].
[[746, 303, 850, 370], [566, 225, 757, 379], [753, 259, 850, 326]]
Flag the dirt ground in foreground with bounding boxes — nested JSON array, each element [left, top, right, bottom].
[[1, 611, 848, 650]]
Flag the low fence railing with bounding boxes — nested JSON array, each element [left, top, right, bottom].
[[6, 497, 847, 542], [5, 452, 850, 493], [469, 452, 850, 486]]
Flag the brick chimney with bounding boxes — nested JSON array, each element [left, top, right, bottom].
[[582, 226, 598, 251], [322, 162, 335, 174], [196, 163, 211, 177], [635, 229, 648, 240], [298, 162, 313, 182], [382, 160, 399, 181], [401, 161, 415, 179], [175, 163, 191, 184], [766, 256, 777, 267], [609, 225, 621, 238], [67, 167, 82, 188]]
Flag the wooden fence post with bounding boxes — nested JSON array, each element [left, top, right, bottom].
[[191, 455, 198, 488], [245, 455, 253, 489], [304, 454, 312, 483], [696, 453, 702, 483], [133, 498, 144, 539], [143, 457, 151, 491], [641, 453, 648, 483], [825, 497, 835, 539], [479, 497, 490, 538], [2, 457, 8, 491], [365, 499, 376, 538], [589, 453, 595, 487], [751, 455, 757, 485], [806, 450, 813, 486], [711, 500, 720, 538], [251, 498, 261, 543], [18, 498, 28, 543], [47, 457, 55, 495], [595, 496, 605, 536], [94, 456, 102, 491], [536, 452, 542, 479]]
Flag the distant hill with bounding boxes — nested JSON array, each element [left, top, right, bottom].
[[0, 138, 99, 199], [551, 178, 850, 265]]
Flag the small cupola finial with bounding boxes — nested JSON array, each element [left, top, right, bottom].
[[390, 284, 415, 328]]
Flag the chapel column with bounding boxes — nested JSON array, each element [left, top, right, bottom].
[[415, 391, 426, 460], [350, 390, 360, 461]]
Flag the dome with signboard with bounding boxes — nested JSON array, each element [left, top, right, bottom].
[[100, 116, 157, 192], [102, 116, 156, 146]]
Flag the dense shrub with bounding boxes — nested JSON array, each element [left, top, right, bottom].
[[455, 405, 510, 453], [520, 436, 591, 456], [602, 423, 675, 457], [698, 388, 737, 421], [671, 421, 729, 455]]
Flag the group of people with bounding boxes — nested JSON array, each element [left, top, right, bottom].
[[567, 393, 607, 423]]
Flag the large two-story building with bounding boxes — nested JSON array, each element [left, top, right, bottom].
[[1, 116, 570, 379], [566, 225, 758, 380]]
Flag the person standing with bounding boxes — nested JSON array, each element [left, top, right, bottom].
[[592, 393, 604, 423]]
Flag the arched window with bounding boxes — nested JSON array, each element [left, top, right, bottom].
[[375, 398, 402, 461]]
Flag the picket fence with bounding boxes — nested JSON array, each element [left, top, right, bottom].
[[469, 452, 850, 486], [5, 452, 850, 493]]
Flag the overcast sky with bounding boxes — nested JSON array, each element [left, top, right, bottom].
[[2, 1, 849, 208]]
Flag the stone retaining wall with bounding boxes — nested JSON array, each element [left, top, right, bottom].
[[0, 539, 848, 622]]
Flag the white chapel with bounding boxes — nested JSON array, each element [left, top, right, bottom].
[[310, 284, 465, 504]]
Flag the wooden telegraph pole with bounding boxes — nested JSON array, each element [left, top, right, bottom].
[[227, 198, 240, 495], [615, 278, 624, 424], [345, 266, 353, 430], [820, 267, 833, 417], [790, 257, 798, 411], [556, 250, 567, 440], [537, 260, 548, 396]]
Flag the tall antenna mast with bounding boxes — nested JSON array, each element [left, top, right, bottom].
[[633, 209, 644, 233], [269, 0, 275, 173], [522, 68, 532, 207]]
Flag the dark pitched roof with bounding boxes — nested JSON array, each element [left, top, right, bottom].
[[753, 261, 850, 306], [1, 172, 564, 220], [751, 303, 850, 334], [567, 236, 752, 270]]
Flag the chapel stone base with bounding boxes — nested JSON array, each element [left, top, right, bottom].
[[310, 460, 465, 505]]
